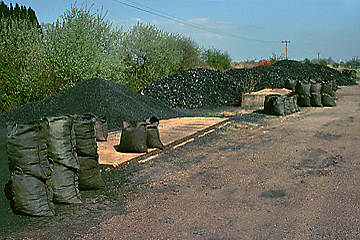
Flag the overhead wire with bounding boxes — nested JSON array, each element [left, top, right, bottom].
[[108, 0, 279, 44]]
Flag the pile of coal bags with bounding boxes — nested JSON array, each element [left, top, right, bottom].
[[5, 114, 106, 216], [264, 93, 300, 116]]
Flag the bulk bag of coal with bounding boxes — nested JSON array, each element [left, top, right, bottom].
[[321, 83, 336, 107], [285, 79, 297, 91], [9, 168, 55, 216], [285, 93, 299, 114], [296, 81, 311, 107], [264, 95, 285, 116], [321, 84, 335, 97], [6, 120, 55, 216], [293, 94, 300, 112], [115, 120, 147, 153], [73, 114, 105, 190], [284, 96, 292, 115], [310, 83, 323, 107], [92, 115, 108, 142], [146, 116, 164, 150], [46, 116, 81, 204], [322, 94, 336, 107]]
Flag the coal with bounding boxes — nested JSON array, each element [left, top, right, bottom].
[[227, 60, 356, 93], [272, 60, 356, 87], [0, 78, 188, 130], [142, 60, 354, 110], [140, 68, 243, 109]]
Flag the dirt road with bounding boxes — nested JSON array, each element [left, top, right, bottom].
[[2, 82, 359, 240], [79, 83, 360, 239]]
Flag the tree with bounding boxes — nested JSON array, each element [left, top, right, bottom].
[[202, 48, 231, 71]]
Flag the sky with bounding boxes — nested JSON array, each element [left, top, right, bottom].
[[3, 0, 360, 62]]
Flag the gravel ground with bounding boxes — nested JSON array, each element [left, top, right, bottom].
[[1, 82, 358, 239]]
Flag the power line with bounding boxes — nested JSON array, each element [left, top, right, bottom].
[[109, 0, 279, 44]]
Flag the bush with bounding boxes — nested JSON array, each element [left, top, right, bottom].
[[43, 5, 126, 90], [173, 35, 202, 70], [0, 4, 204, 112], [121, 22, 201, 91], [0, 17, 46, 106], [202, 48, 231, 71], [303, 58, 312, 65], [319, 59, 328, 67]]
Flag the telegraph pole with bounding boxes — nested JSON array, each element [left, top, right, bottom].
[[281, 40, 290, 59]]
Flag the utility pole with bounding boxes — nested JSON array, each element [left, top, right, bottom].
[[281, 40, 290, 59], [317, 52, 320, 62]]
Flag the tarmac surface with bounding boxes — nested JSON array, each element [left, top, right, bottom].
[[1, 82, 359, 239]]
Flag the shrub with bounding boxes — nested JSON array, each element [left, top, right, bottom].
[[173, 34, 202, 70], [121, 22, 201, 91], [202, 48, 231, 71], [303, 58, 312, 65], [0, 17, 46, 106], [0, 4, 204, 112], [43, 5, 126, 90], [319, 59, 328, 67]]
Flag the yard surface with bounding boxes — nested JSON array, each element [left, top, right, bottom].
[[1, 82, 359, 239]]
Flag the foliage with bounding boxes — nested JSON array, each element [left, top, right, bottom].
[[0, 0, 41, 29], [303, 58, 312, 65], [0, 17, 46, 111], [202, 48, 231, 71], [0, 3, 203, 113], [345, 57, 360, 69], [319, 59, 328, 67], [43, 4, 126, 91], [121, 22, 201, 91]]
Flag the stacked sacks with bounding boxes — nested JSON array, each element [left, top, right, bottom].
[[116, 120, 148, 153], [287, 92, 300, 113], [264, 95, 285, 116], [146, 116, 164, 150], [6, 120, 55, 216], [321, 83, 336, 107], [46, 116, 82, 204], [73, 114, 105, 190], [92, 115, 108, 142], [264, 93, 300, 116], [285, 79, 297, 91], [295, 81, 311, 107], [116, 116, 164, 153], [310, 83, 323, 107]]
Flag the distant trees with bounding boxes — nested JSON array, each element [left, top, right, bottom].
[[0, 1, 41, 28], [202, 48, 231, 71]]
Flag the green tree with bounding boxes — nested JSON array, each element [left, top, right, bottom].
[[122, 22, 182, 90], [202, 48, 231, 71]]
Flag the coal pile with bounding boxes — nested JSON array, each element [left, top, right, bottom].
[[141, 68, 242, 109], [226, 65, 288, 91], [0, 78, 188, 130], [272, 60, 356, 86], [227, 60, 356, 93]]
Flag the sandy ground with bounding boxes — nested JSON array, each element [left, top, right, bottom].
[[79, 82, 360, 239], [1, 82, 359, 239]]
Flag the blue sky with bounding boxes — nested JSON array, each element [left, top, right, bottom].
[[4, 0, 360, 62]]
